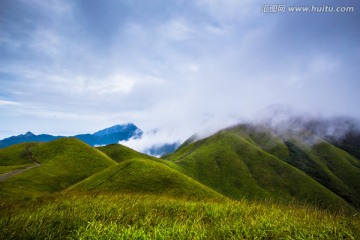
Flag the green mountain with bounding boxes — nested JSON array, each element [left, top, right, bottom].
[[1, 119, 360, 239], [0, 142, 39, 166], [0, 138, 116, 200], [231, 124, 360, 208], [96, 144, 155, 163], [165, 124, 359, 211], [69, 159, 223, 200], [1, 119, 359, 212]]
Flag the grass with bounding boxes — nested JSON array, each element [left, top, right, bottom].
[[0, 138, 116, 200], [0, 192, 359, 239], [0, 164, 34, 174], [0, 142, 38, 166], [284, 141, 360, 209], [312, 142, 360, 208], [166, 130, 353, 212], [1, 127, 360, 239], [97, 144, 156, 163], [68, 158, 224, 201]]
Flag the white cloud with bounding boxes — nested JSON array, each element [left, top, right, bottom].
[[73, 74, 137, 95], [1, 0, 359, 141], [0, 100, 20, 106], [195, 0, 258, 23], [29, 28, 61, 57], [19, 0, 73, 16], [308, 55, 340, 75], [120, 129, 180, 153], [159, 19, 196, 41]]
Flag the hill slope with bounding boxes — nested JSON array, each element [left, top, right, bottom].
[[0, 138, 116, 199], [0, 142, 39, 166], [227, 124, 360, 208], [165, 126, 356, 211], [97, 144, 155, 163], [69, 158, 224, 200]]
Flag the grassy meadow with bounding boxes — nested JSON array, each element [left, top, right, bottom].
[[1, 124, 360, 239], [1, 192, 359, 240]]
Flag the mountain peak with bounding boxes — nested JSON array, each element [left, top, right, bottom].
[[23, 131, 35, 137], [93, 123, 139, 136]]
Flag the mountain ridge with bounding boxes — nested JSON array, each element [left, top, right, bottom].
[[0, 116, 359, 212], [0, 123, 143, 149], [163, 118, 360, 211]]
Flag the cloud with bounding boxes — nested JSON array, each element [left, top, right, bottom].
[[120, 129, 180, 154], [159, 19, 195, 41], [195, 0, 258, 23], [0, 0, 359, 143], [0, 100, 20, 106]]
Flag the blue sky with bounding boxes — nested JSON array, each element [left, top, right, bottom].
[[1, 0, 359, 149]]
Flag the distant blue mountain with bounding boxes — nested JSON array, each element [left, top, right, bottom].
[[145, 143, 180, 157], [0, 124, 143, 148]]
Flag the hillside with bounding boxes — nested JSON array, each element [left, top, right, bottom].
[[0, 138, 116, 200], [97, 144, 155, 163], [0, 142, 39, 166], [229, 124, 360, 208], [69, 159, 223, 200], [165, 125, 358, 211], [1, 118, 359, 212], [1, 192, 359, 240], [1, 121, 360, 239]]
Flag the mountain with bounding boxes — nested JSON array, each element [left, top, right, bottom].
[[1, 117, 360, 239], [68, 159, 223, 201], [96, 144, 156, 163], [0, 138, 116, 200], [145, 142, 180, 157], [1, 116, 359, 211], [0, 132, 61, 149], [163, 118, 360, 211], [0, 123, 143, 149], [75, 123, 143, 146], [93, 123, 142, 137]]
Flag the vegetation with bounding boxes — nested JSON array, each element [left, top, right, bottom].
[[0, 164, 34, 174], [1, 120, 360, 239], [68, 159, 223, 201], [97, 144, 155, 163], [1, 192, 359, 240], [312, 142, 360, 207], [166, 130, 353, 212], [0, 142, 38, 166], [0, 138, 116, 200], [284, 141, 360, 209]]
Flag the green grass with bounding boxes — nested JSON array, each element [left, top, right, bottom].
[[0, 138, 116, 200], [166, 130, 353, 212], [68, 158, 224, 201], [227, 124, 290, 160], [0, 142, 38, 166], [312, 142, 360, 207], [284, 141, 360, 209], [1, 125, 360, 239], [0, 192, 359, 240], [0, 164, 34, 174], [97, 144, 156, 163]]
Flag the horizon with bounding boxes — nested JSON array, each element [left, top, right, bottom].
[[1, 0, 359, 146]]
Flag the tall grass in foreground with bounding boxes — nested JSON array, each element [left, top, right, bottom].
[[1, 192, 359, 239]]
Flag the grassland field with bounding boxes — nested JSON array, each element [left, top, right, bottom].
[[1, 192, 359, 240]]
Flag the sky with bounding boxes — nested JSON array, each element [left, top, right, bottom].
[[1, 0, 360, 151]]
